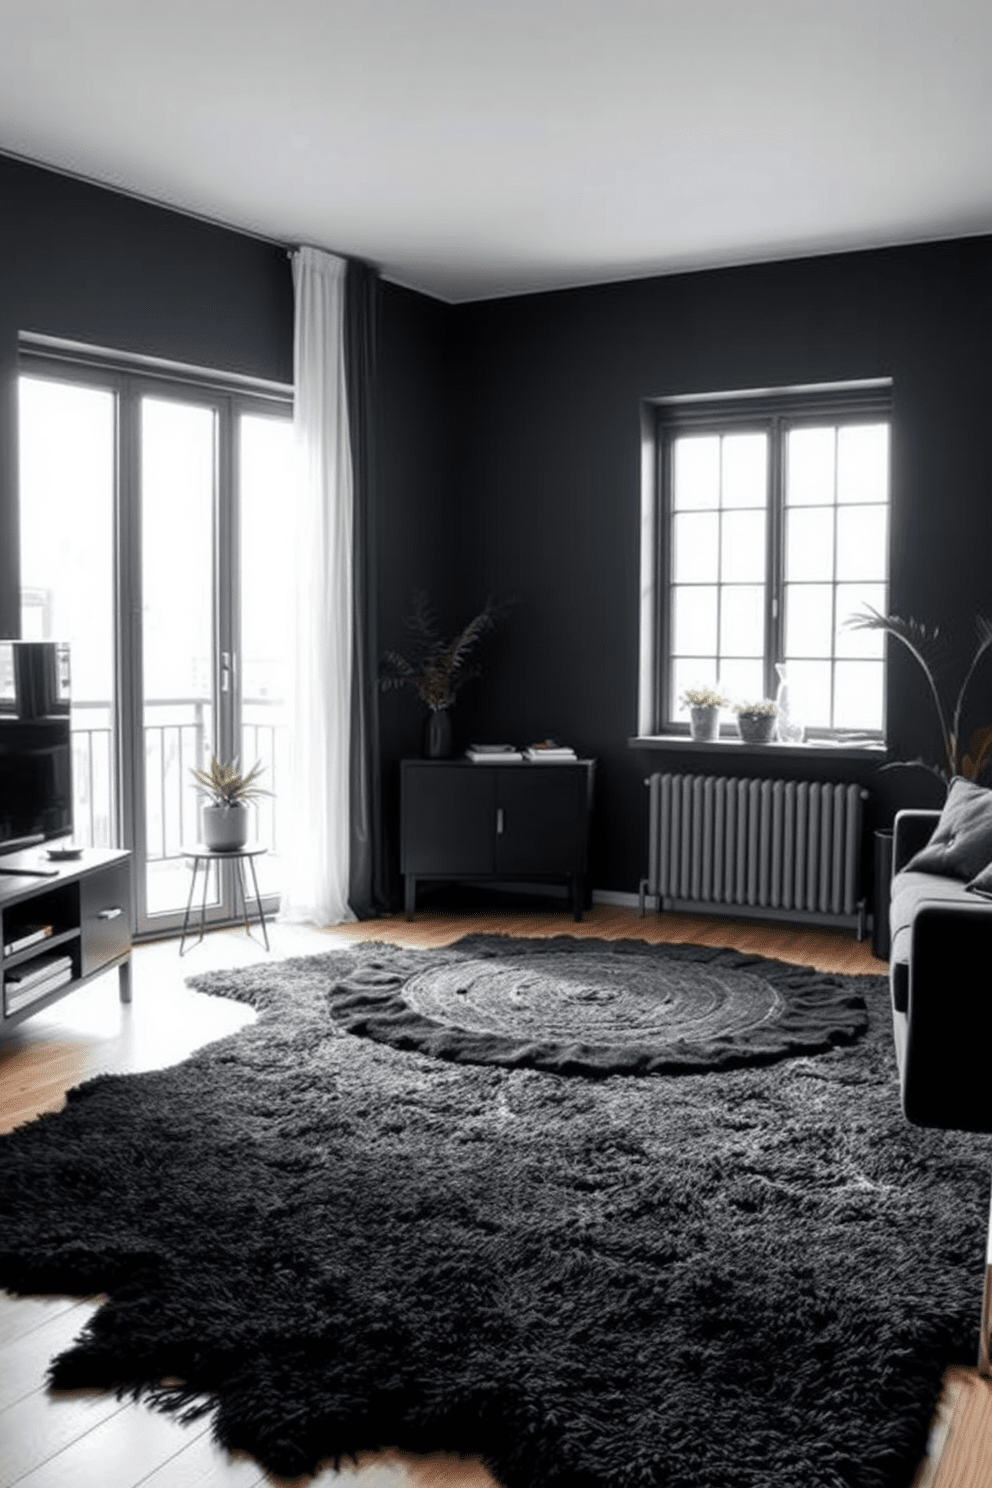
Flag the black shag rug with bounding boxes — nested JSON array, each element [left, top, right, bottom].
[[0, 935, 988, 1488], [323, 934, 869, 1075]]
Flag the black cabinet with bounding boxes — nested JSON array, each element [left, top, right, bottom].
[[401, 760, 595, 920], [1, 848, 132, 1030]]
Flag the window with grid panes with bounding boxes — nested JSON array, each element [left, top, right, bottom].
[[657, 386, 890, 737]]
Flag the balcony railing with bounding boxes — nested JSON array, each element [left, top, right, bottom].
[[70, 697, 286, 864]]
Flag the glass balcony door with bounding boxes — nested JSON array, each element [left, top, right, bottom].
[[18, 360, 293, 940], [238, 412, 294, 899], [136, 393, 224, 928], [18, 376, 118, 850]]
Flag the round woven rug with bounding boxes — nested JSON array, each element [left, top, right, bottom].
[[325, 934, 868, 1075]]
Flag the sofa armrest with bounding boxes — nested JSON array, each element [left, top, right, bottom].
[[902, 899, 992, 1131], [893, 809, 941, 873]]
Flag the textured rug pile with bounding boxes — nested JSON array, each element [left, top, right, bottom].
[[0, 935, 988, 1488], [322, 933, 869, 1074]]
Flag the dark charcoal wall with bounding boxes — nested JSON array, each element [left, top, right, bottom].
[[5, 152, 991, 905], [444, 239, 992, 895], [0, 154, 295, 635], [375, 279, 459, 894]]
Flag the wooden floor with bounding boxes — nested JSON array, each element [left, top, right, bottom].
[[0, 902, 971, 1487]]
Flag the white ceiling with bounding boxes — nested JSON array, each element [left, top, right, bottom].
[[2, 0, 991, 303]]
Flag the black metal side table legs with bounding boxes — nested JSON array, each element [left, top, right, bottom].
[[179, 844, 270, 955]]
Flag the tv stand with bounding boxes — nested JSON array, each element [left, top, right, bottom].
[[0, 848, 132, 1031]]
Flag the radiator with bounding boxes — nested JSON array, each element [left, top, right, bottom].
[[640, 773, 868, 937]]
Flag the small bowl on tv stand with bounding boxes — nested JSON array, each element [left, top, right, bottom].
[[46, 842, 84, 862]]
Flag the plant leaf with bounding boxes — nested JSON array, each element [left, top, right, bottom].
[[879, 757, 950, 787], [963, 725, 992, 783], [189, 755, 270, 804]]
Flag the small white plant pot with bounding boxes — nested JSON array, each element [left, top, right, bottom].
[[202, 803, 249, 851], [689, 706, 720, 742]]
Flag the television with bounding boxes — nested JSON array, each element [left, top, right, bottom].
[[0, 641, 73, 856]]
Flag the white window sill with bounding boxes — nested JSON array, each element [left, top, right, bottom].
[[628, 734, 886, 762]]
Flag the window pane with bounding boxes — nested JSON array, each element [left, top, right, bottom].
[[720, 658, 765, 707], [786, 660, 832, 728], [834, 661, 884, 731], [834, 584, 887, 657], [673, 511, 719, 582], [659, 404, 889, 738], [786, 427, 835, 506], [837, 424, 888, 504], [672, 585, 718, 656], [673, 436, 719, 510], [836, 505, 887, 581], [721, 510, 765, 582], [141, 397, 216, 917], [785, 507, 834, 581], [18, 377, 116, 848], [721, 434, 767, 509], [784, 584, 833, 658], [241, 412, 294, 897], [720, 586, 764, 658]]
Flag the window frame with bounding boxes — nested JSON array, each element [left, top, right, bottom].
[[17, 336, 293, 935], [645, 381, 892, 743]]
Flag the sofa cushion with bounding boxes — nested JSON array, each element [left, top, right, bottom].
[[889, 869, 973, 972], [904, 777, 992, 880], [890, 868, 971, 938], [966, 861, 992, 898]]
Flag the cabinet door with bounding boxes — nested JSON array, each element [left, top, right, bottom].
[[402, 766, 496, 876], [495, 768, 588, 876], [81, 860, 132, 977]]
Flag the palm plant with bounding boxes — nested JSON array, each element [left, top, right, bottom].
[[847, 606, 992, 787], [190, 756, 271, 807], [380, 592, 505, 712]]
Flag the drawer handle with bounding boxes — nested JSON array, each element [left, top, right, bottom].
[[496, 808, 504, 835], [97, 907, 124, 921]]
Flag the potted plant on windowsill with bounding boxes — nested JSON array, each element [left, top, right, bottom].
[[681, 687, 728, 742], [733, 700, 778, 745], [191, 757, 271, 851]]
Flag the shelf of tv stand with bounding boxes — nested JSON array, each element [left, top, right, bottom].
[[3, 925, 81, 973], [0, 847, 133, 1031]]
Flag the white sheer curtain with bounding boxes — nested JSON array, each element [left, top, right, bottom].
[[279, 247, 355, 926]]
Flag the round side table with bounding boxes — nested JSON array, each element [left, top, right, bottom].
[[179, 843, 269, 956]]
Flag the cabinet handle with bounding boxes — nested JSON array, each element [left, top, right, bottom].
[[97, 907, 124, 921], [496, 808, 504, 835]]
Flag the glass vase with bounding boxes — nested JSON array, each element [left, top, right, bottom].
[[774, 664, 804, 744]]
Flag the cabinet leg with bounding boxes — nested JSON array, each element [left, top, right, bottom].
[[572, 874, 584, 922], [118, 958, 132, 1005], [405, 876, 416, 921]]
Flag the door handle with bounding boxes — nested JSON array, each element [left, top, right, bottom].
[[496, 808, 504, 835], [97, 907, 124, 921]]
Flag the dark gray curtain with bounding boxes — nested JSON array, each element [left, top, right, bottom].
[[345, 258, 388, 917]]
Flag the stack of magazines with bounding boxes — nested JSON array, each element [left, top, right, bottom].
[[3, 923, 53, 957], [523, 741, 577, 761], [4, 951, 74, 1014], [465, 743, 524, 763]]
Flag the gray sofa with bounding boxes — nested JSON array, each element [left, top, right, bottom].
[[890, 804, 992, 1133]]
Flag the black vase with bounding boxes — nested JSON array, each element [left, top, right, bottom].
[[423, 709, 453, 759]]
